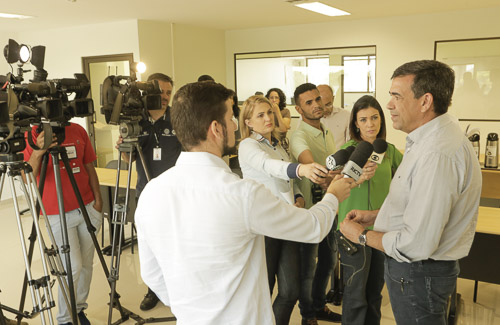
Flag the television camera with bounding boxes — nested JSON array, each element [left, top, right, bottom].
[[0, 39, 94, 156], [100, 71, 162, 140]]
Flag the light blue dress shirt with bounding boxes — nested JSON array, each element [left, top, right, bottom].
[[374, 114, 482, 262]]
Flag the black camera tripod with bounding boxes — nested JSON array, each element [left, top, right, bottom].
[[13, 143, 150, 325], [107, 138, 175, 324]]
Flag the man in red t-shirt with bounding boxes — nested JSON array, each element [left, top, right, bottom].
[[24, 122, 102, 325]]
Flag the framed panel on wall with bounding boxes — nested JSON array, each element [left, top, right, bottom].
[[435, 37, 500, 158]]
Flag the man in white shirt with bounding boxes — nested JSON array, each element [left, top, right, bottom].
[[340, 60, 482, 325], [135, 81, 353, 325], [318, 84, 350, 149]]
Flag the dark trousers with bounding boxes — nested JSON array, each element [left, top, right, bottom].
[[298, 226, 337, 320], [339, 241, 384, 325], [385, 256, 459, 325], [266, 237, 300, 325]]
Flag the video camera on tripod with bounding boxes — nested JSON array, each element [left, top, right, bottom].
[[0, 39, 94, 157], [100, 71, 162, 140]]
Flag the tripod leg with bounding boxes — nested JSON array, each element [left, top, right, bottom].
[[107, 152, 134, 325], [8, 175, 48, 325], [17, 152, 50, 318], [50, 153, 78, 325], [19, 174, 57, 325], [57, 150, 129, 324]]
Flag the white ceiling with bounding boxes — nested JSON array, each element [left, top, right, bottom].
[[0, 0, 499, 33]]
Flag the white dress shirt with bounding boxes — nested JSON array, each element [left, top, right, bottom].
[[135, 151, 338, 324], [238, 132, 301, 204], [321, 107, 351, 149], [374, 114, 482, 263]]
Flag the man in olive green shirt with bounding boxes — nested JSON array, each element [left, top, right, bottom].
[[290, 83, 340, 325]]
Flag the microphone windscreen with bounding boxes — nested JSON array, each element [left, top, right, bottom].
[[373, 138, 388, 154], [350, 141, 374, 167], [345, 145, 355, 156], [326, 149, 350, 170]]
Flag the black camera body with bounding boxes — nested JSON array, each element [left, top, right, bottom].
[[0, 39, 94, 154], [100, 75, 162, 140]]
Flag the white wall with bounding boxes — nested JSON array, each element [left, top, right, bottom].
[[225, 7, 500, 150], [171, 23, 226, 89]]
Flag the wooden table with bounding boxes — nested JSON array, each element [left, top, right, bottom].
[[449, 206, 500, 324], [96, 167, 137, 189]]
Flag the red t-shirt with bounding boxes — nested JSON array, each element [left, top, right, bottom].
[[23, 123, 97, 215]]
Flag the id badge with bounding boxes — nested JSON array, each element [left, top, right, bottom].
[[153, 147, 162, 161], [66, 145, 77, 159]]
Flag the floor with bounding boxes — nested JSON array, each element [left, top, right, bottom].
[[0, 196, 499, 325]]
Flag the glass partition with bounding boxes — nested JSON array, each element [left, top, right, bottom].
[[235, 46, 376, 112]]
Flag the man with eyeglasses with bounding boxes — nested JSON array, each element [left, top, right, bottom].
[[318, 84, 351, 150]]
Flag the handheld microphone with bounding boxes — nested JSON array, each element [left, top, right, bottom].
[[369, 138, 388, 164], [345, 145, 355, 157], [341, 141, 374, 181], [326, 148, 350, 171]]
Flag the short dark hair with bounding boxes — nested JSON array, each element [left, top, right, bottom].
[[391, 60, 455, 115], [197, 74, 215, 82], [147, 73, 174, 86], [265, 88, 286, 110], [349, 95, 387, 142], [171, 82, 233, 150], [294, 83, 317, 106]]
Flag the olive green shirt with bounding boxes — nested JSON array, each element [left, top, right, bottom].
[[290, 121, 336, 208], [337, 139, 403, 229]]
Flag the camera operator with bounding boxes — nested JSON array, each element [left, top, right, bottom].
[[115, 73, 182, 311], [23, 123, 102, 325]]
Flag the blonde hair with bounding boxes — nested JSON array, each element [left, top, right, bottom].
[[239, 95, 280, 142]]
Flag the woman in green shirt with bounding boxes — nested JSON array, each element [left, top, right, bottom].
[[338, 95, 403, 325]]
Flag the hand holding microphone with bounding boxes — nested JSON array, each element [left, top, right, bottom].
[[298, 162, 328, 184], [326, 174, 352, 203]]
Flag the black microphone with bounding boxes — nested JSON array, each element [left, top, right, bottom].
[[326, 148, 350, 171], [345, 145, 355, 157], [341, 141, 374, 181], [369, 138, 388, 164]]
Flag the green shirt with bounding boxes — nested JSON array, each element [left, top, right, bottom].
[[290, 122, 336, 208], [337, 139, 403, 229]]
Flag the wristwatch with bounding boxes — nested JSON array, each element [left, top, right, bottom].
[[359, 229, 370, 246]]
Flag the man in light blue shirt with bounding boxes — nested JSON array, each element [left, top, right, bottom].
[[340, 60, 482, 324]]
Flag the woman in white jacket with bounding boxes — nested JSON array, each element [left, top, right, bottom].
[[238, 95, 328, 325]]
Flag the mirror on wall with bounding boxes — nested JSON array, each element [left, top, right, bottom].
[[234, 46, 376, 113]]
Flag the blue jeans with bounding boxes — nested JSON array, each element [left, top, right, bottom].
[[298, 226, 337, 320], [47, 201, 102, 324], [339, 239, 384, 325], [265, 237, 300, 325], [384, 257, 459, 325]]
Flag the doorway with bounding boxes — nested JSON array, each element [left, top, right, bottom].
[[82, 53, 133, 167]]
